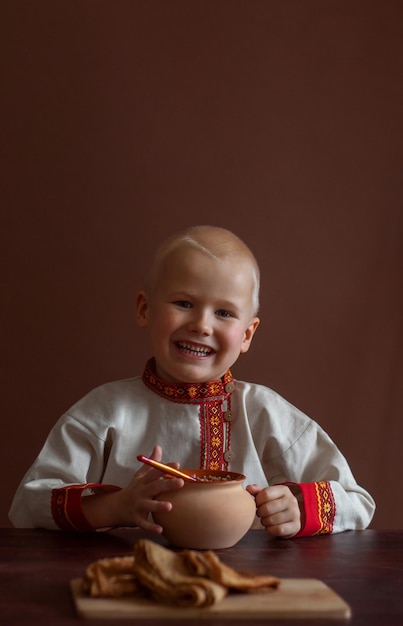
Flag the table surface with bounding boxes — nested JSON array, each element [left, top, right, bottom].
[[1, 527, 402, 625]]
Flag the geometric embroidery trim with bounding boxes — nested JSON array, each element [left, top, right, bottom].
[[51, 484, 92, 531], [142, 359, 235, 470], [199, 396, 231, 471], [51, 483, 120, 531], [142, 358, 234, 404], [313, 481, 336, 535]]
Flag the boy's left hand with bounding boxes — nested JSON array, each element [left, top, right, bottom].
[[246, 484, 301, 538]]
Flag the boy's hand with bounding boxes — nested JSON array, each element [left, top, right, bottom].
[[82, 445, 184, 532], [246, 483, 301, 538], [119, 444, 184, 533]]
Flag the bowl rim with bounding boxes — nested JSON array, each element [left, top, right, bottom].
[[179, 469, 247, 483]]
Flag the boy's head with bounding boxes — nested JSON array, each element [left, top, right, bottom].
[[137, 225, 260, 383]]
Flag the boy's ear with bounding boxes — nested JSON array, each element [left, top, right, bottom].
[[136, 291, 149, 328], [240, 317, 260, 353]]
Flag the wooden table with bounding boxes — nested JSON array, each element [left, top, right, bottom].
[[1, 528, 402, 625]]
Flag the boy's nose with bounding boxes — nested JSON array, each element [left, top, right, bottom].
[[188, 311, 213, 335]]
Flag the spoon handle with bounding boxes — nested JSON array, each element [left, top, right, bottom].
[[137, 455, 198, 482]]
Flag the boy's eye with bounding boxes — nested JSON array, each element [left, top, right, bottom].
[[216, 309, 232, 318], [174, 300, 192, 309]]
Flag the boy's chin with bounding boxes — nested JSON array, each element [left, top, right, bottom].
[[156, 362, 226, 384]]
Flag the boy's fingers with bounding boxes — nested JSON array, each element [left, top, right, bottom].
[[265, 521, 299, 538], [246, 483, 264, 496], [146, 476, 184, 497], [149, 444, 163, 462]]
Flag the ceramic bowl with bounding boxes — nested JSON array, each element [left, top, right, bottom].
[[153, 469, 257, 550]]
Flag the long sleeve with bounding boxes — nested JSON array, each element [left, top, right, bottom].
[[8, 413, 115, 529], [239, 383, 376, 534], [9, 370, 375, 533], [8, 375, 207, 529], [284, 422, 375, 535]]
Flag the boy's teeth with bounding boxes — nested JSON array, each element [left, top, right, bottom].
[[178, 342, 211, 355]]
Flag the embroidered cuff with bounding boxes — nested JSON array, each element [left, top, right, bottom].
[[51, 483, 120, 531], [285, 481, 336, 537]]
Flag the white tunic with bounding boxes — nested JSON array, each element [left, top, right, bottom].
[[9, 361, 375, 534]]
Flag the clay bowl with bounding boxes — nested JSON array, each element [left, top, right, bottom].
[[153, 469, 257, 550]]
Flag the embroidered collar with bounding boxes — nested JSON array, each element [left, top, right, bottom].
[[142, 358, 234, 404]]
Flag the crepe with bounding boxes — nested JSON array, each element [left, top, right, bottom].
[[131, 537, 227, 606], [82, 556, 140, 598], [183, 548, 280, 592], [82, 539, 279, 607]]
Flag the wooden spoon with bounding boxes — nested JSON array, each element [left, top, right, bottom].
[[137, 455, 199, 482]]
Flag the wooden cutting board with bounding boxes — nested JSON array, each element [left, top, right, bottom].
[[70, 578, 351, 620]]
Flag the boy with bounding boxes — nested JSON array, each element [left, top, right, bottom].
[[9, 225, 375, 537]]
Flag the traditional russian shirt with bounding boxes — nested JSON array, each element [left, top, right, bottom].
[[9, 359, 375, 535]]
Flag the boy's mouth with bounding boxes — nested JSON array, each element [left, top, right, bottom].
[[175, 342, 213, 357]]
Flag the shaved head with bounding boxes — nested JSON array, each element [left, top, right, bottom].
[[145, 225, 260, 315]]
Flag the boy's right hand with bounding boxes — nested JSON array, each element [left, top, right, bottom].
[[118, 444, 184, 533], [81, 444, 184, 532]]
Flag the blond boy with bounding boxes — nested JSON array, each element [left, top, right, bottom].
[[9, 226, 375, 537]]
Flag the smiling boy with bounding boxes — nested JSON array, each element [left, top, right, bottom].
[[9, 226, 375, 537], [136, 227, 260, 384]]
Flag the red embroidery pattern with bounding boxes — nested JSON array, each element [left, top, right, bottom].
[[142, 359, 234, 471], [313, 481, 336, 534], [52, 483, 120, 530], [51, 484, 93, 530], [199, 398, 231, 471], [142, 359, 234, 403]]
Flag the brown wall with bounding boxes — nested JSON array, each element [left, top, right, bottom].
[[2, 1, 402, 529]]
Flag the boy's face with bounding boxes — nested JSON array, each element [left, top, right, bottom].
[[137, 246, 260, 384]]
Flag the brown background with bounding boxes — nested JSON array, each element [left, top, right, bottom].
[[1, 1, 402, 529]]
